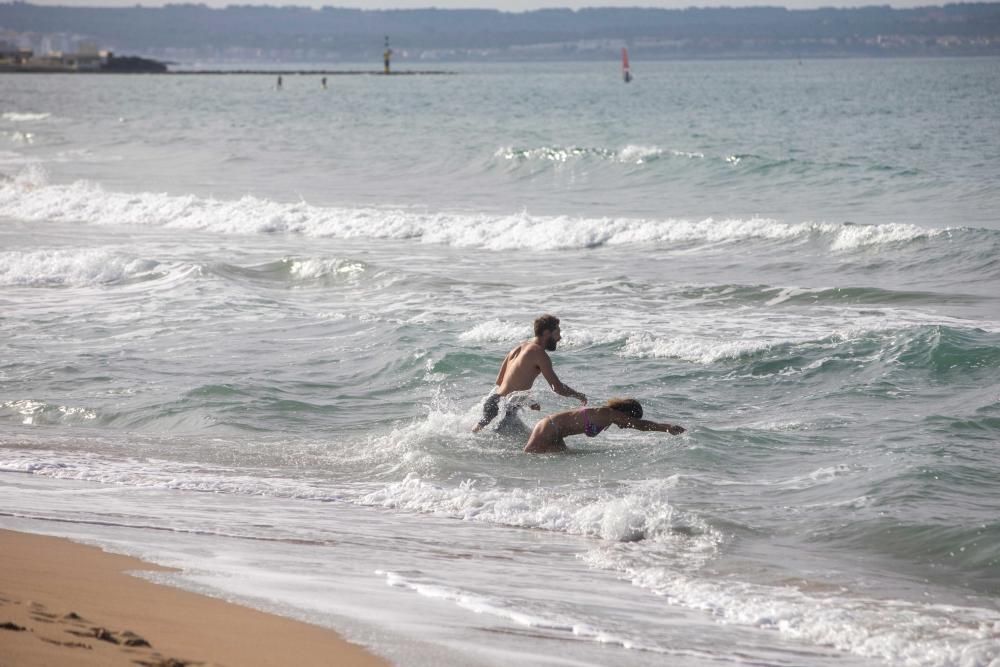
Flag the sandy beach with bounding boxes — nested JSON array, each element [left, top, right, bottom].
[[0, 528, 389, 667]]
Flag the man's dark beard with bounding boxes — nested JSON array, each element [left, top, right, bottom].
[[545, 338, 557, 351]]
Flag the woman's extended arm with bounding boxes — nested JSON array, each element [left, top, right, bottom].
[[633, 419, 685, 434], [611, 412, 685, 435]]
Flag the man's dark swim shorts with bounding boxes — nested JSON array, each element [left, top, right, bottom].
[[475, 392, 503, 431]]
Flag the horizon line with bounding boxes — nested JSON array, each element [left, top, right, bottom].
[[4, 1, 985, 13]]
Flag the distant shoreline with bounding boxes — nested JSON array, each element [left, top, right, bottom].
[[171, 69, 456, 75], [3, 2, 998, 62], [0, 68, 456, 75]]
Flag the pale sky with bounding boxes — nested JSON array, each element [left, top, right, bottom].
[[23, 0, 943, 11]]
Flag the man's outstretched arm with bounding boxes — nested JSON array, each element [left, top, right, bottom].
[[538, 354, 587, 405]]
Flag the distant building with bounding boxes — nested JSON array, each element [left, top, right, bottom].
[[0, 41, 33, 66], [0, 46, 166, 72], [77, 40, 99, 55]]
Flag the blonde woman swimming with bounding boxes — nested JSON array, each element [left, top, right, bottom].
[[524, 398, 685, 454]]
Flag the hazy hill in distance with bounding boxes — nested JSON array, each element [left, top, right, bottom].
[[1, 1, 999, 61]]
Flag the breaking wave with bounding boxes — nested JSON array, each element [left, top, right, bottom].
[[0, 248, 164, 287], [0, 169, 973, 254]]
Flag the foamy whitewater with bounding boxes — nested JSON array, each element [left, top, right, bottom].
[[2, 59, 999, 667]]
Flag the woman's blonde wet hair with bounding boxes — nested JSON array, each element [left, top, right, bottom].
[[606, 398, 642, 419]]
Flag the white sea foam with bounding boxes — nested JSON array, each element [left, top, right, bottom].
[[338, 414, 449, 478], [0, 450, 342, 501], [285, 257, 367, 281], [615, 305, 1000, 366], [0, 400, 98, 426], [762, 464, 855, 490], [764, 286, 815, 306], [457, 319, 527, 344], [496, 144, 702, 165], [561, 326, 630, 347], [494, 145, 621, 163], [829, 222, 936, 250], [0, 248, 162, 287], [458, 310, 992, 367], [617, 144, 666, 163], [0, 172, 947, 253], [621, 333, 774, 364], [671, 149, 706, 159], [494, 146, 593, 162], [585, 547, 1000, 667], [0, 443, 714, 552], [2, 112, 52, 122], [51, 148, 124, 164], [458, 320, 623, 348], [377, 569, 684, 655], [740, 420, 813, 431], [9, 131, 34, 144], [359, 473, 716, 548], [380, 570, 570, 628]]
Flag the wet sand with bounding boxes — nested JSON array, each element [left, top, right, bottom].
[[0, 528, 389, 667]]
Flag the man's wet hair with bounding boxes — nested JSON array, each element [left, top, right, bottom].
[[533, 314, 560, 337]]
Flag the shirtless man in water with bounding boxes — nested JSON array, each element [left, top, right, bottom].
[[473, 314, 587, 433]]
